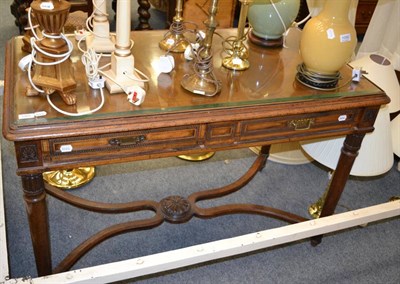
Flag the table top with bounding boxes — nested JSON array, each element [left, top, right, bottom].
[[3, 29, 388, 142]]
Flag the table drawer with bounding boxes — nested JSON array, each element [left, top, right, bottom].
[[239, 109, 359, 142], [49, 125, 200, 157]]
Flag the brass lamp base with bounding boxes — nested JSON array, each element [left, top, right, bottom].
[[159, 33, 190, 53], [222, 55, 250, 71], [181, 72, 221, 97], [43, 167, 95, 189], [177, 152, 215, 161]]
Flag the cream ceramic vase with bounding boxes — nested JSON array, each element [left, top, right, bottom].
[[248, 0, 300, 40], [299, 0, 357, 74]]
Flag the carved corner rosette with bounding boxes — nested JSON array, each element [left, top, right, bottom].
[[16, 141, 43, 170], [160, 195, 193, 223], [20, 144, 39, 162]]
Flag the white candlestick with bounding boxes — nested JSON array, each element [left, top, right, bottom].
[[87, 0, 115, 53], [94, 0, 107, 21], [116, 0, 131, 54]]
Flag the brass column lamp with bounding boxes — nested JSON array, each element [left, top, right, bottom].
[[178, 0, 221, 161], [222, 0, 252, 71], [181, 0, 221, 97]]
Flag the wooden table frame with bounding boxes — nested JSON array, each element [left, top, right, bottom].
[[2, 30, 390, 277]]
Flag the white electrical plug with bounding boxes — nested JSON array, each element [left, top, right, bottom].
[[18, 54, 32, 71], [184, 43, 200, 61], [158, 55, 175, 73], [88, 76, 105, 89], [352, 68, 362, 82], [75, 29, 90, 41], [126, 85, 146, 106]]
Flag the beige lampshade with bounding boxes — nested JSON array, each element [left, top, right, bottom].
[[269, 142, 313, 165], [349, 54, 400, 113], [301, 104, 393, 176], [392, 114, 400, 157]]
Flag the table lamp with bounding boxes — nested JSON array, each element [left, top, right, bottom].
[[159, 0, 191, 53], [296, 0, 357, 90], [247, 0, 300, 47], [30, 0, 77, 105], [181, 0, 221, 97], [222, 0, 252, 71], [85, 0, 115, 53], [103, 0, 144, 93], [300, 54, 400, 217]]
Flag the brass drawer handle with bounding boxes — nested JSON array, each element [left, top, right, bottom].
[[288, 118, 315, 130], [109, 135, 146, 146]]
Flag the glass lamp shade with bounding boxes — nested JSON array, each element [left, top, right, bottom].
[[299, 0, 356, 74], [349, 54, 400, 114], [392, 114, 400, 158], [248, 0, 300, 40], [300, 105, 393, 177]]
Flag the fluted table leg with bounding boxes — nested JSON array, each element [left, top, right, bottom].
[[311, 133, 366, 246], [22, 174, 52, 276]]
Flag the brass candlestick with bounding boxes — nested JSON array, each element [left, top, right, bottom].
[[222, 0, 252, 71], [181, 0, 221, 97], [30, 0, 77, 105], [159, 0, 191, 53]]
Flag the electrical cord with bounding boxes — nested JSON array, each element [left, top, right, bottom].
[[162, 20, 199, 53], [296, 63, 341, 90], [46, 88, 105, 117], [296, 63, 356, 91], [86, 0, 111, 39], [26, 7, 106, 117], [122, 69, 150, 83], [183, 45, 221, 96], [222, 26, 250, 58]]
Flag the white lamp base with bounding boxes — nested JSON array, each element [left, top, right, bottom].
[[103, 53, 144, 94], [86, 32, 115, 53]]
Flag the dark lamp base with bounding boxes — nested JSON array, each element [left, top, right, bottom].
[[248, 30, 283, 48], [296, 63, 340, 91]]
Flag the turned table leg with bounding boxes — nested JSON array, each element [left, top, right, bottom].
[[21, 174, 52, 276], [136, 0, 152, 30], [311, 133, 366, 245]]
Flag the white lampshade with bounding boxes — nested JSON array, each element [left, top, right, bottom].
[[301, 104, 393, 176], [392, 114, 400, 157], [300, 54, 399, 176], [349, 54, 400, 113]]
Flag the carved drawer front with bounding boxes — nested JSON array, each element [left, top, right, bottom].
[[49, 125, 200, 158], [240, 109, 359, 142]]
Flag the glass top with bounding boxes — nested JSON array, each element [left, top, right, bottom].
[[9, 29, 381, 127]]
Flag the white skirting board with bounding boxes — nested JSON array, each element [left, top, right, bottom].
[[0, 143, 10, 282], [1, 197, 399, 283]]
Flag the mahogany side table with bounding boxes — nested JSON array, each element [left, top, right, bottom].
[[2, 29, 389, 276]]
